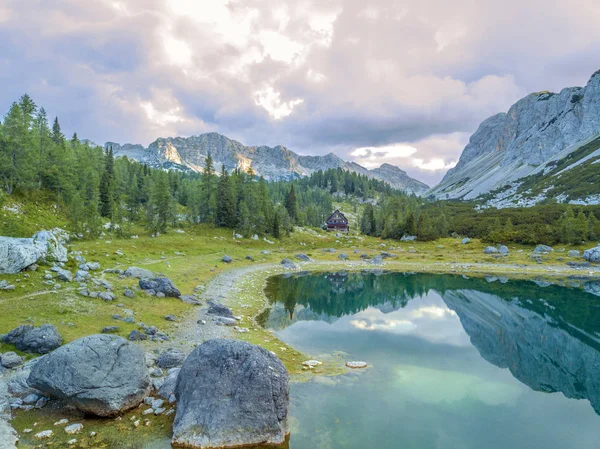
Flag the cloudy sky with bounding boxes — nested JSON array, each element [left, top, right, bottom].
[[1, 0, 600, 186]]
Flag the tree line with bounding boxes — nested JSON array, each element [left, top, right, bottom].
[[0, 95, 401, 239]]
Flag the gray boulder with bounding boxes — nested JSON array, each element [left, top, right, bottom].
[[28, 334, 151, 417], [207, 301, 234, 318], [33, 229, 69, 263], [124, 266, 155, 279], [172, 340, 289, 448], [498, 245, 509, 255], [123, 288, 135, 298], [80, 262, 101, 271], [568, 250, 581, 257], [139, 277, 181, 297], [461, 238, 471, 245], [4, 324, 62, 354], [157, 348, 186, 369], [0, 352, 23, 369], [129, 330, 147, 341], [338, 253, 349, 260], [158, 368, 180, 400], [583, 246, 600, 263], [56, 269, 73, 282], [534, 245, 554, 254], [370, 256, 384, 265], [484, 246, 498, 254], [0, 236, 46, 274], [222, 255, 233, 264], [280, 258, 297, 269]]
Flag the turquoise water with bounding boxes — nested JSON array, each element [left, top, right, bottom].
[[264, 271, 600, 449]]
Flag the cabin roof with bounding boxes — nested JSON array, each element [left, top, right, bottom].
[[326, 210, 348, 223]]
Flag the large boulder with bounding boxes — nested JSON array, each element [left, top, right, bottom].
[[583, 245, 600, 263], [28, 334, 151, 417], [139, 277, 181, 297], [0, 237, 46, 274], [484, 246, 498, 254], [172, 340, 290, 448], [3, 324, 62, 354], [0, 229, 68, 274], [124, 266, 155, 279], [32, 229, 69, 263]]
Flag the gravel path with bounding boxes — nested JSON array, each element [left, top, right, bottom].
[[169, 263, 278, 354]]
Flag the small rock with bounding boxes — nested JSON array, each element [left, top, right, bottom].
[[123, 289, 135, 298], [0, 351, 23, 368], [129, 330, 148, 341], [65, 423, 83, 434], [99, 292, 116, 301], [345, 361, 368, 369], [222, 255, 233, 264], [164, 315, 177, 322], [101, 326, 120, 334], [35, 430, 53, 439], [302, 360, 322, 368], [54, 419, 69, 426]]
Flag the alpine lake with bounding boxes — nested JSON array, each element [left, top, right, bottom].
[[14, 270, 600, 448]]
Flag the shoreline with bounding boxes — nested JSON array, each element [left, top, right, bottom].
[[173, 258, 600, 377]]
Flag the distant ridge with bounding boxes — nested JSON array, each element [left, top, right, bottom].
[[105, 132, 430, 195]]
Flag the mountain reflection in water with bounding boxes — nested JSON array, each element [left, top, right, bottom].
[[265, 271, 600, 415]]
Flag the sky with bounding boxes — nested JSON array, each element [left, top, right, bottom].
[[1, 0, 600, 186]]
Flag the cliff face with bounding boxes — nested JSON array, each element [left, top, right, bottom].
[[443, 289, 600, 414], [105, 132, 430, 195], [429, 70, 600, 202]]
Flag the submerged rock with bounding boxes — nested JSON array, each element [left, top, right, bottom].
[[28, 334, 151, 417], [173, 340, 290, 448]]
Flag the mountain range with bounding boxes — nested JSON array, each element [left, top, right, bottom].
[[105, 133, 430, 195], [429, 69, 600, 207]]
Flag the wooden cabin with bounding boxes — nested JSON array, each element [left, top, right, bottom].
[[325, 210, 349, 233]]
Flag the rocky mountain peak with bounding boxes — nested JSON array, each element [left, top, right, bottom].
[[105, 133, 429, 195], [429, 68, 600, 202]]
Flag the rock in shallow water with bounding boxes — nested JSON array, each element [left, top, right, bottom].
[[28, 334, 151, 417], [172, 339, 290, 448]]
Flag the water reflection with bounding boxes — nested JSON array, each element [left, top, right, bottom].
[[264, 272, 600, 449]]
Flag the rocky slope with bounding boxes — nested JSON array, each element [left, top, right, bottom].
[[106, 133, 429, 195], [429, 70, 600, 206]]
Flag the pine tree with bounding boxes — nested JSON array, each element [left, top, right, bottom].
[[199, 153, 216, 223], [271, 210, 281, 238], [51, 117, 65, 146], [285, 184, 298, 222], [216, 165, 235, 228], [149, 172, 173, 234], [71, 132, 79, 146], [99, 147, 115, 218], [18, 94, 37, 128], [34, 107, 49, 189]]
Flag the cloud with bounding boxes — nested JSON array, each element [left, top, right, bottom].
[[2, 0, 600, 186]]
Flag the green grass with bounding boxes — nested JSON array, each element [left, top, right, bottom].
[[0, 190, 68, 237]]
